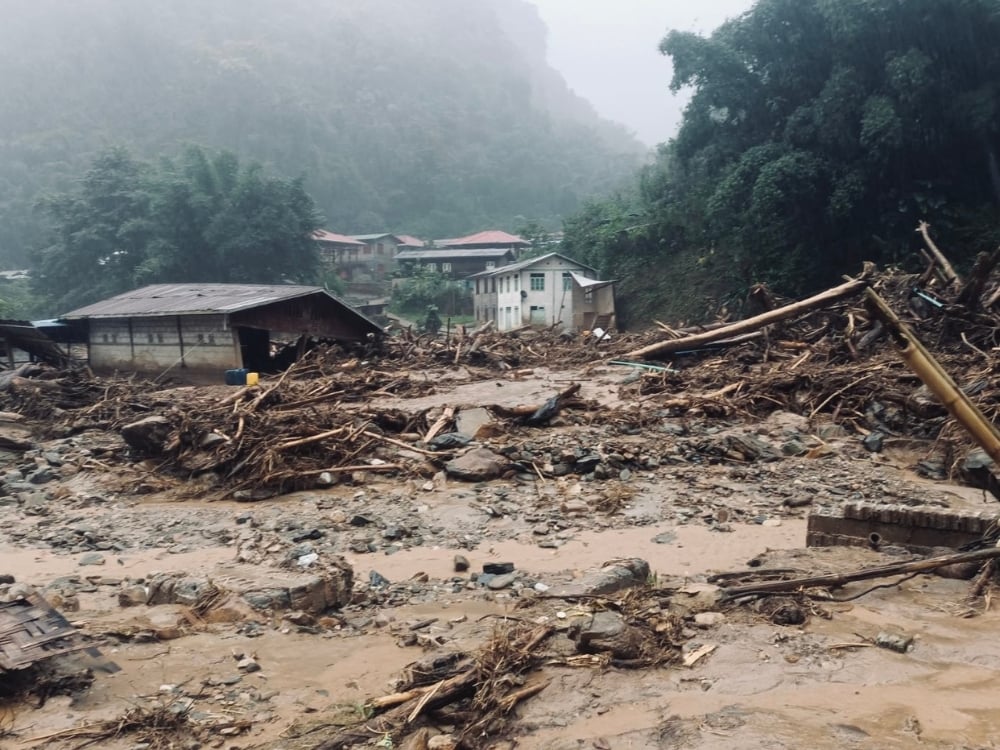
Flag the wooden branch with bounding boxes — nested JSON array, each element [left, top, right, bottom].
[[423, 406, 455, 443], [361, 430, 440, 456], [275, 427, 347, 451], [721, 546, 1000, 600], [916, 220, 960, 286], [624, 274, 870, 360]]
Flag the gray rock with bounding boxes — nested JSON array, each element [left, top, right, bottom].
[[444, 448, 510, 482], [578, 611, 626, 642], [29, 467, 55, 484], [862, 432, 885, 453], [549, 558, 650, 598], [453, 555, 470, 573], [237, 657, 261, 673], [486, 572, 517, 590], [875, 631, 913, 653], [693, 611, 726, 628], [315, 471, 338, 487], [78, 552, 105, 566], [121, 416, 173, 455]]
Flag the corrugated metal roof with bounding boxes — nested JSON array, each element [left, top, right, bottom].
[[63, 283, 329, 318], [350, 233, 402, 243], [569, 272, 615, 290], [396, 248, 514, 261], [477, 252, 598, 277], [313, 229, 365, 246], [396, 234, 425, 247], [438, 230, 528, 247]]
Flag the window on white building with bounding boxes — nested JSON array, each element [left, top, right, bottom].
[[442, 262, 452, 273], [530, 273, 545, 291], [562, 272, 573, 291], [485, 261, 496, 270], [427, 262, 437, 272]]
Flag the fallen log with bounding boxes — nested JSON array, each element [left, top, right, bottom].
[[917, 220, 960, 287], [624, 271, 871, 360], [721, 546, 1000, 600]]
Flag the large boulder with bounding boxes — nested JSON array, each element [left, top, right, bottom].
[[549, 558, 651, 598], [121, 416, 173, 455]]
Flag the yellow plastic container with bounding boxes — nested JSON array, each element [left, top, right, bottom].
[[246, 372, 259, 386]]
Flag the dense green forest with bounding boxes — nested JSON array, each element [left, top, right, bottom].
[[563, 0, 1000, 325], [35, 146, 323, 312], [0, 0, 644, 273]]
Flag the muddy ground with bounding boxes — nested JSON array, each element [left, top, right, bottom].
[[3, 361, 1000, 750]]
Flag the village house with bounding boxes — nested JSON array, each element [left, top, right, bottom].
[[471, 253, 616, 332], [312, 230, 367, 276], [61, 283, 381, 379], [394, 247, 516, 280]]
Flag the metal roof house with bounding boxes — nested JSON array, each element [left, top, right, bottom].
[[470, 253, 616, 332], [63, 284, 382, 379], [395, 247, 516, 280]]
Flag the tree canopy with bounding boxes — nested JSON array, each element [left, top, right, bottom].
[[563, 0, 1000, 324], [34, 146, 322, 312], [0, 0, 644, 268]]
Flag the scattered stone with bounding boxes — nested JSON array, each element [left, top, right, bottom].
[[550, 558, 650, 598], [862, 432, 885, 453], [315, 471, 338, 487], [875, 631, 913, 653], [486, 572, 517, 590], [652, 531, 677, 545], [693, 612, 726, 628], [237, 657, 261, 673], [427, 734, 458, 750], [350, 515, 373, 527], [78, 552, 105, 566], [444, 448, 510, 482], [118, 583, 149, 607], [483, 562, 515, 575], [369, 571, 390, 588], [453, 555, 470, 573]]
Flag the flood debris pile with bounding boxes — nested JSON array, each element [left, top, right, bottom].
[[619, 252, 1000, 480]]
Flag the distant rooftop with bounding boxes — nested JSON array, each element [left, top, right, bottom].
[[438, 230, 527, 247], [313, 230, 364, 246], [396, 234, 425, 247], [396, 247, 515, 261]]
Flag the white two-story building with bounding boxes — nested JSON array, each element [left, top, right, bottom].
[[470, 253, 616, 332]]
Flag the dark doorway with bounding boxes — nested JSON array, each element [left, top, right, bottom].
[[237, 327, 270, 371]]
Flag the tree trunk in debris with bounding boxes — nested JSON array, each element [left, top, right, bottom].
[[721, 546, 1000, 599], [624, 273, 872, 360]]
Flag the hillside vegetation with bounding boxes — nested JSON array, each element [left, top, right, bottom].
[[563, 0, 1000, 326], [0, 0, 644, 269]]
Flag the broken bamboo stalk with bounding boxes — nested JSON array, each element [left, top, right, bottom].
[[624, 273, 871, 360], [916, 220, 960, 286], [721, 546, 1000, 600], [866, 288, 1000, 471]]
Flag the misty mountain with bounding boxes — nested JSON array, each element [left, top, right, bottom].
[[0, 0, 645, 267]]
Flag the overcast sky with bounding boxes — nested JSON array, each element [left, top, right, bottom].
[[531, 0, 755, 146]]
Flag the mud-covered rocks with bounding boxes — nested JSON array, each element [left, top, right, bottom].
[[444, 447, 511, 482], [549, 558, 651, 598], [121, 415, 172, 455]]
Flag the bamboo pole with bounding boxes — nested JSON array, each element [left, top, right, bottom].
[[866, 289, 1000, 468], [623, 274, 870, 360]]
